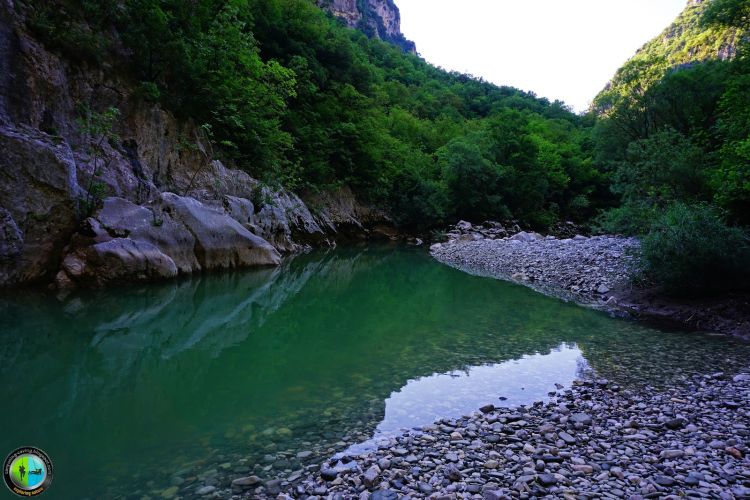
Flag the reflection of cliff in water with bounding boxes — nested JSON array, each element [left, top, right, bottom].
[[1, 246, 749, 499]]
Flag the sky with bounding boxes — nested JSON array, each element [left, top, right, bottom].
[[397, 0, 688, 112]]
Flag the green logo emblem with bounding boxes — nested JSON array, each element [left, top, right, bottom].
[[3, 447, 53, 496]]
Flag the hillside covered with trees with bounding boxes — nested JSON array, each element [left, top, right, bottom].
[[23, 0, 602, 230], [10, 0, 750, 296], [592, 0, 750, 294]]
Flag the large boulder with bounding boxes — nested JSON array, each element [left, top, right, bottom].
[[510, 231, 544, 243], [58, 238, 178, 288], [56, 194, 281, 288], [95, 197, 199, 273], [161, 192, 281, 269]]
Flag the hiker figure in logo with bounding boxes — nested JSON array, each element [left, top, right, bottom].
[[18, 464, 25, 481]]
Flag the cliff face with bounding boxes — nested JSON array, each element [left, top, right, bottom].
[[0, 3, 392, 289], [318, 0, 416, 53]]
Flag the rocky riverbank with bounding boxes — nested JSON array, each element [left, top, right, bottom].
[[429, 222, 750, 337], [0, 7, 399, 290], [239, 370, 750, 499], [431, 228, 639, 309]]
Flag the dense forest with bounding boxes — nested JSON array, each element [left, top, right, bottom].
[[18, 0, 750, 294], [593, 0, 750, 294], [23, 0, 602, 231]]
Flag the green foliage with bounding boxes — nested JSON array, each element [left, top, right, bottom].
[[641, 203, 750, 296], [594, 0, 743, 117], [23, 0, 601, 231], [24, 0, 117, 63], [703, 0, 750, 29], [613, 128, 708, 206], [594, 0, 750, 235], [713, 54, 750, 221], [75, 105, 121, 219]]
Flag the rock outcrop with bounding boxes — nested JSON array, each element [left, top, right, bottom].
[[0, 4, 394, 288], [318, 0, 416, 53], [56, 195, 282, 288]]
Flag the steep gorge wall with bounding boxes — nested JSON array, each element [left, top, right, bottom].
[[318, 0, 416, 53], [0, 3, 391, 289]]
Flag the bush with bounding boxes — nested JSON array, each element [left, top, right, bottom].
[[594, 203, 659, 235], [641, 203, 750, 295]]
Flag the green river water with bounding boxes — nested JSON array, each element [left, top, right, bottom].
[[1, 246, 748, 499]]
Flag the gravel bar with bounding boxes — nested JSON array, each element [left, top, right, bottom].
[[245, 371, 750, 499], [430, 233, 641, 308]]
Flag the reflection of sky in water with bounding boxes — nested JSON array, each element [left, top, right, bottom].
[[347, 344, 585, 454]]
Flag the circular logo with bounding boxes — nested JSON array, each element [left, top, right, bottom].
[[3, 447, 53, 496]]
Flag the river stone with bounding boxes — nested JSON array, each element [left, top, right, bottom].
[[264, 479, 282, 495], [665, 418, 685, 430], [570, 412, 592, 425], [321, 468, 338, 481], [654, 475, 675, 486], [370, 489, 399, 500], [559, 431, 576, 444], [444, 464, 461, 482], [483, 490, 507, 500], [480, 404, 496, 414], [538, 473, 557, 486], [418, 482, 433, 495], [232, 476, 260, 488], [571, 464, 594, 474], [72, 238, 178, 287], [510, 231, 543, 242], [363, 465, 380, 487], [94, 196, 199, 272], [660, 449, 684, 459], [160, 486, 179, 499], [196, 485, 216, 495]]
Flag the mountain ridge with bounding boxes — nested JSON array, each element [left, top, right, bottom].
[[594, 0, 745, 113]]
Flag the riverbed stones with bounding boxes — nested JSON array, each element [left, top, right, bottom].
[[257, 370, 750, 499], [558, 431, 576, 444], [431, 233, 640, 308]]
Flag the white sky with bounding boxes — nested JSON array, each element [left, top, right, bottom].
[[397, 0, 688, 112]]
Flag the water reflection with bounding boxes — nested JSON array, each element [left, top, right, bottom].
[[380, 345, 585, 433], [0, 246, 748, 499], [347, 344, 586, 455]]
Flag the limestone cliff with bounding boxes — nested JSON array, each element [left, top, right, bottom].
[[0, 3, 393, 289], [318, 0, 416, 53]]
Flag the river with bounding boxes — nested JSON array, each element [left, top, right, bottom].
[[1, 246, 748, 498]]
